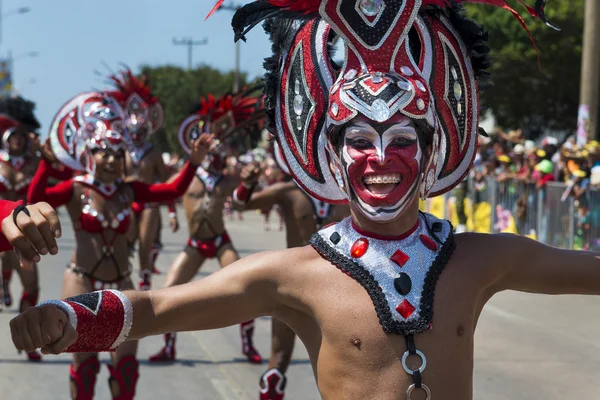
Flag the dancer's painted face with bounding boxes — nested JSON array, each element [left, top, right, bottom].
[[341, 115, 423, 222]]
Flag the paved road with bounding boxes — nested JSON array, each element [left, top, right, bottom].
[[1, 209, 599, 399]]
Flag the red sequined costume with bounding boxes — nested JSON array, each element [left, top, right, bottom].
[[29, 91, 198, 400]]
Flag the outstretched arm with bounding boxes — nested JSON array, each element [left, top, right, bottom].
[[9, 248, 299, 354], [492, 234, 600, 295], [27, 159, 73, 208], [128, 161, 197, 203], [128, 133, 214, 204], [234, 181, 288, 212]]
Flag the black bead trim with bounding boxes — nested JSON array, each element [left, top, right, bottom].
[[310, 224, 456, 336]]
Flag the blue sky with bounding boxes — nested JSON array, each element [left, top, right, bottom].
[[2, 0, 271, 135]]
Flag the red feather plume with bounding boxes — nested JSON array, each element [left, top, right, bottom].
[[108, 68, 160, 107]]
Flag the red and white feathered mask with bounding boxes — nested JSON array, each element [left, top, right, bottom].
[[49, 92, 129, 174], [218, 0, 554, 216], [178, 87, 265, 171]]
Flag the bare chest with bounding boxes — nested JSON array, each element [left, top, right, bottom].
[[298, 257, 482, 399]]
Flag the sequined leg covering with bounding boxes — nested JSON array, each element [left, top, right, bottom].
[[20, 289, 42, 361], [259, 368, 287, 400], [69, 356, 100, 400], [2, 269, 12, 306], [108, 355, 139, 400], [148, 333, 176, 362], [241, 320, 262, 364]]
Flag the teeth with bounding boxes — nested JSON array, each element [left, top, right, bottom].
[[364, 174, 401, 185]]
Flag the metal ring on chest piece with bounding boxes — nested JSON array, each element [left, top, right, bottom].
[[407, 383, 431, 400], [402, 349, 427, 375]]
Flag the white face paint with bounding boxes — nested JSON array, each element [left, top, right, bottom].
[[339, 116, 424, 222]]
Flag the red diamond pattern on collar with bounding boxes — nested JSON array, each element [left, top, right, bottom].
[[396, 299, 415, 319], [350, 238, 369, 258], [419, 234, 438, 251], [390, 249, 410, 267]]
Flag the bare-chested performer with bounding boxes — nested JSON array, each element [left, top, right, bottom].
[[149, 88, 266, 363], [235, 142, 350, 399], [13, 3, 592, 400], [108, 69, 178, 288]]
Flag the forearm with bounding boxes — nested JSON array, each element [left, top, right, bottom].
[[130, 161, 196, 203], [128, 274, 271, 339]]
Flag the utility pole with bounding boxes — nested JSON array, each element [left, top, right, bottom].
[[172, 37, 208, 71], [577, 0, 600, 143], [217, 3, 242, 93]]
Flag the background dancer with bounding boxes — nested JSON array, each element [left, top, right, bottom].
[[27, 91, 212, 400], [108, 68, 178, 288], [234, 143, 349, 400], [149, 88, 265, 364]]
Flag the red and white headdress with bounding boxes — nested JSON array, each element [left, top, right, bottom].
[[221, 0, 555, 203], [48, 92, 129, 174], [108, 68, 164, 139], [178, 86, 265, 155], [0, 114, 22, 151]]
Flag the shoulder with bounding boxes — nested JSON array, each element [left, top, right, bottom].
[[240, 245, 332, 285], [452, 232, 542, 289]]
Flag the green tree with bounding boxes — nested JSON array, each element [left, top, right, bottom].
[[466, 0, 584, 138], [139, 64, 248, 154]]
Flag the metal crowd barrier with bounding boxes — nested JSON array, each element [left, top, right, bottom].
[[421, 177, 599, 250]]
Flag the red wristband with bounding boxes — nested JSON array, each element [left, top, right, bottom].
[[233, 183, 254, 204], [39, 290, 133, 353]]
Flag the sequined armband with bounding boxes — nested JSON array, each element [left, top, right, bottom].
[[39, 290, 133, 353]]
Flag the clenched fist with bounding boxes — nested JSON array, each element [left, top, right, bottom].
[[1, 202, 62, 269], [10, 304, 77, 355], [240, 163, 261, 186]]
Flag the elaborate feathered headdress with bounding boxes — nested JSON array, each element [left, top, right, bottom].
[[0, 114, 22, 150], [108, 68, 164, 137], [178, 85, 266, 155], [48, 92, 130, 174], [210, 0, 555, 204]]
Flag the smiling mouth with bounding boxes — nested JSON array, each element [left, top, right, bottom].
[[363, 174, 401, 197]]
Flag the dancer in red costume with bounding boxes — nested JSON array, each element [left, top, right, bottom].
[[149, 88, 265, 364], [14, 2, 594, 400], [107, 68, 177, 288], [27, 91, 213, 400], [0, 108, 70, 361]]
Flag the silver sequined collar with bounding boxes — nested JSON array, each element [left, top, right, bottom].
[[195, 166, 222, 193], [310, 212, 455, 336]]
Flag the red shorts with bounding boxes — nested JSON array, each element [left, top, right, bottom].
[[187, 232, 231, 259]]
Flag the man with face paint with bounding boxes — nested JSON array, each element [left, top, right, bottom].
[[10, 2, 600, 400], [338, 115, 427, 223]]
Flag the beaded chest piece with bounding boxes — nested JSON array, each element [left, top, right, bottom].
[[195, 166, 222, 193], [310, 212, 455, 336]]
